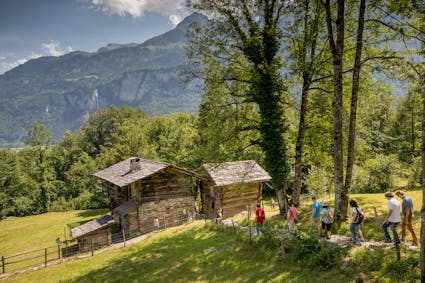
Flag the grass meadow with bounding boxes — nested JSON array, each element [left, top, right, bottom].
[[0, 190, 422, 282]]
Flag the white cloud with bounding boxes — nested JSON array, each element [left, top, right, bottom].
[[42, 40, 65, 56], [90, 0, 189, 26], [0, 51, 43, 74]]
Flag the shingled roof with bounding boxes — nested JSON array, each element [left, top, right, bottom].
[[71, 215, 116, 239], [203, 160, 271, 187], [114, 200, 138, 216], [94, 157, 196, 187]]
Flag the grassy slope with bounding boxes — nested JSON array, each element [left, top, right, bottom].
[[0, 209, 108, 256], [3, 222, 350, 283], [1, 190, 422, 282]]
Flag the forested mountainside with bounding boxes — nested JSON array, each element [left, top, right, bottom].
[[0, 13, 206, 148]]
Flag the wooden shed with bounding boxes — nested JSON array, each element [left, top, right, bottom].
[[113, 201, 139, 237], [201, 160, 271, 219], [94, 157, 199, 235], [71, 215, 116, 252]]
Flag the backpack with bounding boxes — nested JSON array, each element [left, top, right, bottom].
[[328, 209, 334, 222], [355, 208, 365, 224]]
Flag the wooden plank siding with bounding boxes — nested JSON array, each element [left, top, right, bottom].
[[77, 227, 112, 253], [126, 210, 139, 237], [200, 181, 216, 219], [221, 183, 260, 218]]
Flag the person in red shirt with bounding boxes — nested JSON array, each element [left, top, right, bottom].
[[255, 203, 265, 236]]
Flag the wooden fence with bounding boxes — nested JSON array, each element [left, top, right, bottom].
[[1, 214, 195, 275], [1, 244, 61, 274]]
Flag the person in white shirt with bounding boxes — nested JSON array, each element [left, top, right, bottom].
[[382, 192, 401, 244]]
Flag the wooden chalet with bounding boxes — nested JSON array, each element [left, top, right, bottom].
[[94, 157, 199, 236], [201, 160, 271, 219], [71, 215, 116, 252]]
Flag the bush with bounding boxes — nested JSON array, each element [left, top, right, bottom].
[[352, 154, 398, 193], [384, 255, 420, 282], [303, 165, 332, 196], [284, 228, 345, 270], [257, 223, 281, 250], [351, 247, 386, 272], [350, 247, 420, 282]]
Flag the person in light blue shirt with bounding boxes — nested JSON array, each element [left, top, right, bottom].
[[311, 196, 321, 235]]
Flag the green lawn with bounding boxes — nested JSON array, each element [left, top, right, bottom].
[[0, 209, 108, 256], [1, 191, 422, 282]]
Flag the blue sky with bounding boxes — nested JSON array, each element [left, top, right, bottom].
[[0, 0, 190, 74]]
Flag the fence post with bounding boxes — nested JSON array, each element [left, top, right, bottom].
[[91, 239, 94, 256], [2, 255, 5, 274], [249, 223, 252, 245], [122, 229, 126, 247], [391, 225, 401, 260], [64, 227, 68, 247], [373, 207, 379, 231], [280, 230, 285, 261], [44, 248, 48, 267]]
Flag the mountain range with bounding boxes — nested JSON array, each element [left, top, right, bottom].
[[0, 13, 206, 148]]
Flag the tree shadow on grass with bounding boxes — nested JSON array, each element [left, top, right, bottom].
[[76, 209, 109, 218], [64, 225, 349, 283]]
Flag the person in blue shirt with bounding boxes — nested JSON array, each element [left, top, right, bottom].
[[311, 196, 321, 235]]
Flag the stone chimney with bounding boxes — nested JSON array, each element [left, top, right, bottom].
[[130, 157, 141, 172]]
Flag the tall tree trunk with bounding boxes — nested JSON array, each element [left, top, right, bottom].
[[344, 0, 366, 208], [421, 86, 425, 282], [277, 183, 288, 216], [293, 81, 309, 207], [324, 0, 346, 221], [411, 101, 416, 155], [292, 0, 320, 207]]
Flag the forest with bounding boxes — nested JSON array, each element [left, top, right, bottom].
[[0, 1, 424, 223]]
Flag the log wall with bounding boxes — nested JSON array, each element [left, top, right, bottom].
[[201, 181, 216, 219], [137, 169, 195, 203], [221, 183, 260, 218]]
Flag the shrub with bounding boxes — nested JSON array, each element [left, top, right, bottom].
[[284, 228, 345, 270], [257, 223, 281, 250], [351, 247, 386, 272], [383, 255, 420, 282], [303, 165, 332, 196], [352, 154, 398, 193]]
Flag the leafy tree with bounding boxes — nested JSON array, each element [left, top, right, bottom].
[[23, 122, 54, 213], [289, 0, 327, 206], [188, 0, 292, 214], [79, 106, 147, 157], [0, 149, 20, 218], [193, 53, 263, 167]]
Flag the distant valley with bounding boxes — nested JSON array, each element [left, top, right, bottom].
[[0, 13, 206, 148]]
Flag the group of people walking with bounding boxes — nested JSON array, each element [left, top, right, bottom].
[[255, 190, 419, 246], [350, 190, 418, 246]]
